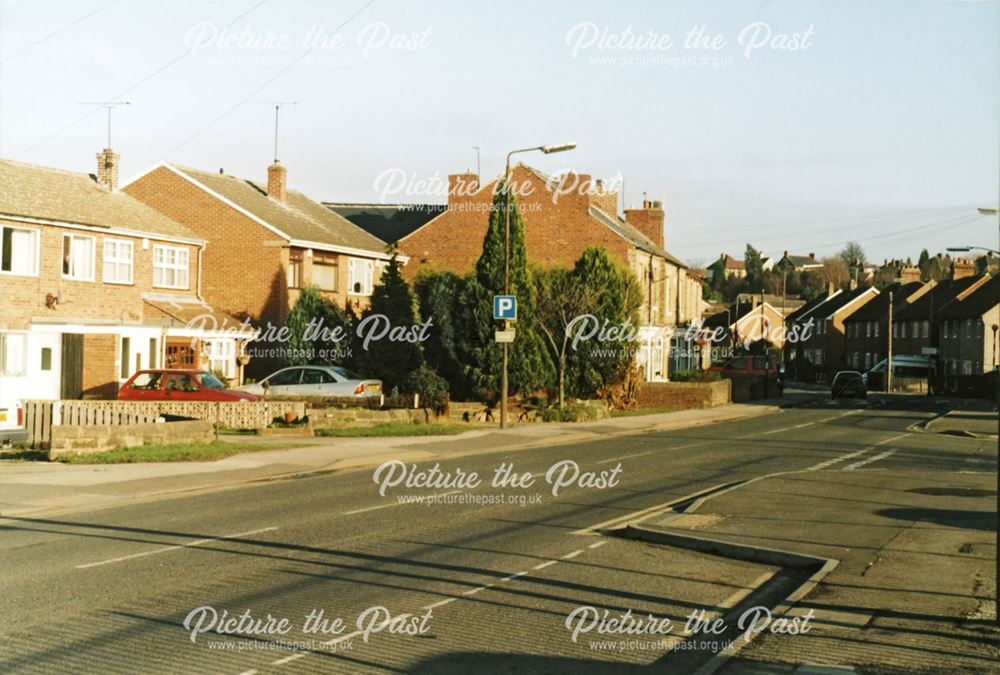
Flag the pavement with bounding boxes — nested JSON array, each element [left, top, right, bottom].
[[924, 410, 998, 439], [0, 392, 996, 673]]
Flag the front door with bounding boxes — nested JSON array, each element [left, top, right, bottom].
[[60, 333, 83, 399]]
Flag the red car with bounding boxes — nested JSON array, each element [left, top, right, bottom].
[[118, 369, 260, 401]]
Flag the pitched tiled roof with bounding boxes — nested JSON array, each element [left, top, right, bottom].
[[0, 158, 200, 241], [589, 206, 688, 268], [170, 165, 390, 254], [325, 202, 445, 244], [813, 286, 876, 320], [935, 276, 999, 319], [895, 275, 990, 321], [786, 290, 839, 324], [844, 281, 926, 322]]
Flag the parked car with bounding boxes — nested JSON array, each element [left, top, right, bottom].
[[708, 353, 783, 395], [236, 365, 383, 398], [831, 370, 867, 399], [118, 370, 260, 401], [0, 397, 27, 444]]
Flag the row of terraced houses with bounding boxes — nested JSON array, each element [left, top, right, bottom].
[[1, 148, 706, 419]]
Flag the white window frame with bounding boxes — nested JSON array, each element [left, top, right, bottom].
[[62, 233, 96, 281], [0, 332, 28, 376], [0, 225, 40, 277], [103, 238, 134, 285], [153, 245, 190, 289], [206, 339, 235, 380], [348, 257, 374, 296]]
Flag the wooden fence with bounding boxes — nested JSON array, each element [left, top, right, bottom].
[[23, 400, 306, 447]]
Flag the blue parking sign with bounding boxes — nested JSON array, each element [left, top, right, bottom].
[[493, 295, 517, 321]]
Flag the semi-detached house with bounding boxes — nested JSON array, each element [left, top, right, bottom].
[[0, 152, 253, 427], [123, 161, 397, 377]]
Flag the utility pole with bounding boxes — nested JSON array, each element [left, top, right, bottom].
[[887, 291, 894, 393]]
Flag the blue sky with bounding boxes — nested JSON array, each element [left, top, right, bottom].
[[0, 0, 997, 266]]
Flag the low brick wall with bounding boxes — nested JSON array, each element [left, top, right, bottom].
[[49, 420, 214, 458], [308, 406, 439, 429], [637, 380, 731, 409]]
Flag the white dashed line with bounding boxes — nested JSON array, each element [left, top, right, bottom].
[[588, 540, 608, 549], [561, 549, 584, 559], [596, 451, 651, 464], [533, 560, 558, 571], [844, 449, 896, 470], [876, 433, 910, 445], [462, 584, 493, 596], [423, 597, 458, 610], [342, 490, 464, 515], [271, 653, 305, 666], [502, 570, 529, 581], [807, 447, 873, 471], [75, 526, 278, 569]]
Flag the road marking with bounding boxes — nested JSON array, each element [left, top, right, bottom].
[[720, 571, 776, 609], [461, 584, 493, 596], [596, 451, 651, 464], [561, 549, 584, 559], [759, 421, 815, 436], [588, 540, 608, 549], [876, 433, 910, 445], [502, 570, 529, 581], [320, 628, 365, 648], [532, 560, 558, 570], [342, 490, 463, 515], [807, 447, 872, 471], [423, 597, 457, 610], [75, 526, 278, 569], [271, 653, 305, 666], [238, 671, 258, 675], [844, 449, 896, 471]]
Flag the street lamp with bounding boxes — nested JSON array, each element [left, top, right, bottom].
[[500, 142, 577, 429]]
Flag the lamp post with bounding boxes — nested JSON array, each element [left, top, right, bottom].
[[500, 142, 576, 429]]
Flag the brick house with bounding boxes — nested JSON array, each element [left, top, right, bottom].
[[397, 164, 703, 381], [790, 285, 878, 379], [700, 299, 788, 363], [937, 275, 1000, 375], [777, 251, 824, 273], [0, 154, 253, 415], [124, 162, 397, 374], [843, 272, 933, 373]]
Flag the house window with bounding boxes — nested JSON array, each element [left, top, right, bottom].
[[153, 245, 190, 289], [348, 258, 374, 296], [313, 263, 337, 292], [62, 234, 95, 281], [0, 333, 27, 376], [864, 352, 871, 370], [120, 337, 131, 379], [0, 226, 39, 276], [287, 260, 302, 288], [866, 322, 872, 338], [874, 322, 879, 338], [206, 340, 235, 380], [922, 321, 929, 339], [103, 239, 134, 284], [901, 322, 906, 339], [965, 318, 973, 338], [41, 347, 52, 371]]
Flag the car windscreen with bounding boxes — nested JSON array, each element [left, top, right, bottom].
[[129, 372, 162, 390], [199, 372, 226, 389]]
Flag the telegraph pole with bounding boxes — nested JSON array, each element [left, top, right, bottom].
[[887, 291, 894, 393]]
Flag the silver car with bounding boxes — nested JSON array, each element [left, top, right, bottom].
[[237, 366, 383, 398]]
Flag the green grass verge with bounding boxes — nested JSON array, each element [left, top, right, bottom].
[[315, 422, 474, 437], [609, 407, 679, 418], [55, 441, 300, 464]]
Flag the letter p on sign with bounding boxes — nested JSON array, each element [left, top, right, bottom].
[[493, 295, 517, 321]]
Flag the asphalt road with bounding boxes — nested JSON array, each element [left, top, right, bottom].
[[0, 394, 995, 674]]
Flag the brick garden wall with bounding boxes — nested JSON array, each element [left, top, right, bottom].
[[636, 380, 730, 409]]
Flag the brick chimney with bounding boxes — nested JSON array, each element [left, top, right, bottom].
[[808, 252, 816, 261], [267, 161, 287, 201], [951, 258, 977, 280], [624, 199, 665, 249], [898, 266, 922, 283], [447, 172, 479, 208], [96, 148, 120, 191], [587, 178, 619, 217]]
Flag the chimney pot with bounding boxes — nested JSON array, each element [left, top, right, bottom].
[[267, 161, 287, 201], [809, 252, 816, 260], [96, 148, 120, 191]]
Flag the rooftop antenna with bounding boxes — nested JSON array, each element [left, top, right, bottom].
[[78, 101, 131, 147], [472, 145, 481, 178], [258, 101, 298, 163]]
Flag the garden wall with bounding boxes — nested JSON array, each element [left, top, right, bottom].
[[49, 420, 214, 458], [636, 380, 731, 409]]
